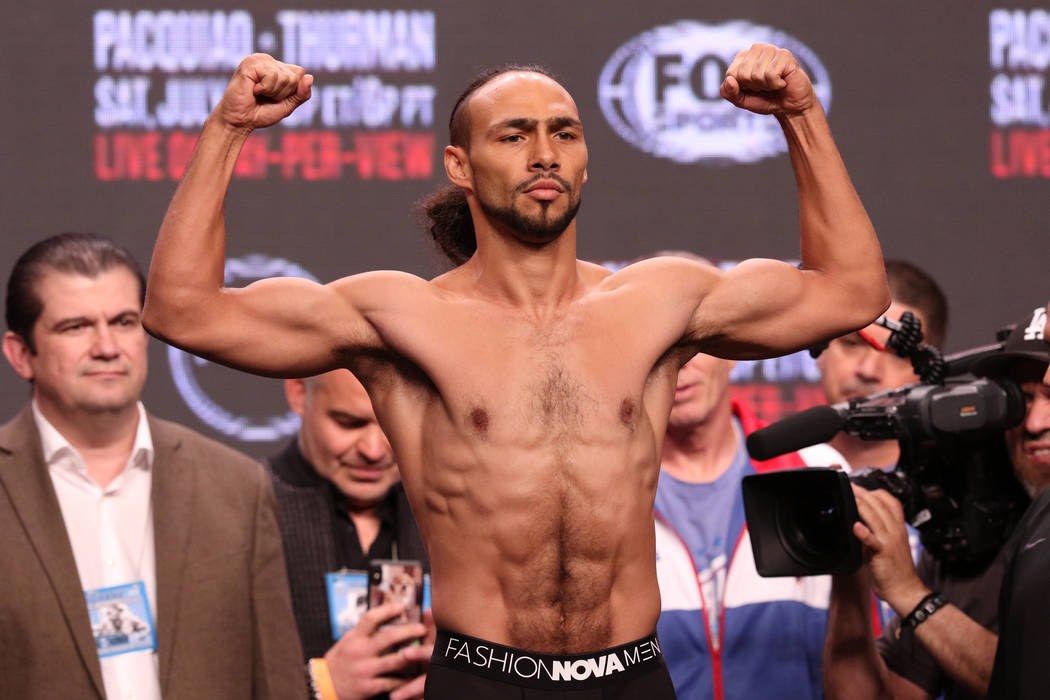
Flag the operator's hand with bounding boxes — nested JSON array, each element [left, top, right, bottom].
[[215, 53, 312, 132], [850, 485, 930, 614], [720, 44, 815, 116], [389, 608, 437, 700], [324, 601, 428, 700]]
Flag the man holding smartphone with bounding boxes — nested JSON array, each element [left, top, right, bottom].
[[266, 369, 433, 700]]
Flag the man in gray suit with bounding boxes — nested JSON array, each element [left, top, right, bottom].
[[0, 233, 303, 699]]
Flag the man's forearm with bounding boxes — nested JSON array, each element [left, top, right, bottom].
[[824, 573, 892, 700], [877, 572, 997, 698], [779, 106, 888, 315], [900, 601, 997, 697], [144, 116, 250, 339]]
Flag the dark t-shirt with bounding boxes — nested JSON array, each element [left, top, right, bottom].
[[988, 486, 1050, 699], [876, 548, 1006, 700]]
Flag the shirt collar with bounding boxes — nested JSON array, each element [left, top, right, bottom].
[[32, 400, 155, 473]]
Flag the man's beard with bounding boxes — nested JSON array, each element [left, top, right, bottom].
[[477, 182, 581, 243]]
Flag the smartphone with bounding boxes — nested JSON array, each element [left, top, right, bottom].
[[367, 559, 424, 630]]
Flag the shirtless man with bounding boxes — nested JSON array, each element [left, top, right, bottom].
[[143, 45, 889, 697]]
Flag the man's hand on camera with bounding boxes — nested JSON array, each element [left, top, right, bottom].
[[850, 485, 932, 616], [324, 601, 427, 700]]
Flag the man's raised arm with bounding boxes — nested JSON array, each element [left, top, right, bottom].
[[686, 44, 889, 358], [143, 54, 384, 378]]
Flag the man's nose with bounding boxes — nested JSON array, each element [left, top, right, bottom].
[[854, 349, 885, 382], [357, 425, 392, 464], [90, 323, 119, 359], [529, 135, 558, 171], [1025, 394, 1050, 436]]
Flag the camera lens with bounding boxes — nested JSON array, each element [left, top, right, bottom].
[[775, 491, 848, 568]]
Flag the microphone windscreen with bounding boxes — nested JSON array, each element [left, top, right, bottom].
[[746, 405, 846, 461]]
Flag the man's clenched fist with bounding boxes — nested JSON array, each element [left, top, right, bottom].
[[720, 44, 816, 116], [215, 53, 313, 131]]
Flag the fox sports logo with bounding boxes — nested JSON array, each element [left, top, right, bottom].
[[598, 21, 832, 164], [166, 254, 317, 442]]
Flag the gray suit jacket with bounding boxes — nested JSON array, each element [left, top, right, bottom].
[[0, 406, 305, 699]]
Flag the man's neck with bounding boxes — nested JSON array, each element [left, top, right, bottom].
[[467, 220, 583, 312], [36, 395, 139, 487], [348, 507, 382, 554], [829, 432, 900, 471], [661, 405, 739, 484]]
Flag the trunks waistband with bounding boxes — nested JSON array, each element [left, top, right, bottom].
[[432, 629, 664, 690]]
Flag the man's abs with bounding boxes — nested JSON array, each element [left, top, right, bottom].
[[412, 436, 664, 654]]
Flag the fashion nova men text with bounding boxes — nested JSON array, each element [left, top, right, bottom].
[[441, 637, 662, 681]]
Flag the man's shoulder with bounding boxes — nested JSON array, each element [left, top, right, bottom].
[[333, 269, 436, 305], [0, 405, 36, 448], [149, 413, 263, 479]]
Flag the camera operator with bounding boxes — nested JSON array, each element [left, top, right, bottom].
[[805, 260, 948, 471], [823, 304, 1050, 700], [988, 301, 1050, 699]]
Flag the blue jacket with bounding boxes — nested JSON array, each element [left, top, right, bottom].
[[655, 401, 829, 700]]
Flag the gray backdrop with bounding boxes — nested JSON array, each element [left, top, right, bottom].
[[3, 1, 1047, 456]]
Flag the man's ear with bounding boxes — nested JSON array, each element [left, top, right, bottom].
[[284, 378, 308, 416], [444, 145, 473, 192], [2, 331, 35, 382]]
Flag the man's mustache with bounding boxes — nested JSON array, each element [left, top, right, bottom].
[[514, 172, 572, 195]]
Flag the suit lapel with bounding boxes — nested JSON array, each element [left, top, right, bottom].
[[0, 407, 106, 698], [149, 416, 195, 694]]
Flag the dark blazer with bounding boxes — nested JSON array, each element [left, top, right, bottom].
[[266, 442, 428, 660], [0, 406, 305, 700]]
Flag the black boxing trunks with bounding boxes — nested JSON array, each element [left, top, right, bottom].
[[425, 629, 677, 699]]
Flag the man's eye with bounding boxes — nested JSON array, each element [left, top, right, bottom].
[[331, 414, 368, 429], [555, 131, 575, 140], [502, 134, 523, 143]]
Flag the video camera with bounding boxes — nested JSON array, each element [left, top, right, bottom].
[[741, 314, 1030, 577]]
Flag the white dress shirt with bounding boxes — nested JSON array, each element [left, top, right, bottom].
[[35, 401, 162, 700]]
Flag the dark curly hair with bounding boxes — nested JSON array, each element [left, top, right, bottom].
[[420, 64, 559, 266]]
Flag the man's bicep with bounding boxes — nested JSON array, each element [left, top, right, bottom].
[[691, 260, 875, 359], [154, 273, 383, 378]]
